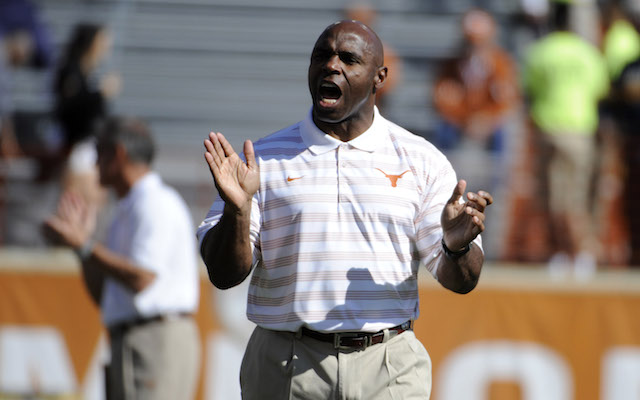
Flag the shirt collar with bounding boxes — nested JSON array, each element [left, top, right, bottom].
[[300, 106, 387, 154]]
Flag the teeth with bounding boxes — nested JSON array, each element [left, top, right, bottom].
[[322, 98, 337, 104]]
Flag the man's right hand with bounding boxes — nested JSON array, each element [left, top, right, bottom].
[[204, 132, 260, 213], [43, 191, 97, 249]]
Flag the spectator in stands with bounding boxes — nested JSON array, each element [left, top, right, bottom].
[[344, 1, 403, 114], [0, 26, 58, 247], [198, 20, 492, 399], [0, 0, 53, 159], [601, 0, 640, 82], [508, 0, 551, 65], [518, 0, 550, 38], [431, 8, 519, 260], [0, 0, 58, 175], [588, 0, 640, 267], [0, 28, 34, 159], [522, 0, 609, 277], [603, 12, 640, 266], [53, 23, 121, 209], [0, 0, 53, 70], [432, 8, 519, 155], [0, 0, 55, 172], [0, 30, 27, 244], [43, 116, 201, 400]]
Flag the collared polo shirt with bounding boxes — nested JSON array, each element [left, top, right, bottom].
[[102, 172, 200, 327], [197, 108, 482, 333]]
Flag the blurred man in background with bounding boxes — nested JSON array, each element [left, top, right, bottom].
[[44, 116, 200, 400]]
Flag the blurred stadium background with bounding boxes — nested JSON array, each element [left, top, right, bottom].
[[3, 0, 640, 399], [8, 0, 526, 256]]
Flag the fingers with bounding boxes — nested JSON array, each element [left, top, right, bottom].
[[57, 191, 83, 222], [472, 213, 485, 232], [204, 132, 256, 172], [478, 190, 493, 206], [209, 132, 235, 159], [464, 204, 485, 223], [204, 132, 225, 178], [466, 192, 486, 211], [243, 140, 256, 170], [204, 138, 219, 176], [465, 189, 494, 212], [218, 133, 237, 158], [463, 188, 492, 232], [442, 182, 491, 245], [204, 132, 238, 162], [448, 180, 467, 205], [204, 132, 223, 163]]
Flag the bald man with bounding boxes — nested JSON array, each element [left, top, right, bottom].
[[198, 21, 493, 399]]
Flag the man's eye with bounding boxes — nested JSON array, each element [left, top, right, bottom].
[[340, 54, 357, 64]]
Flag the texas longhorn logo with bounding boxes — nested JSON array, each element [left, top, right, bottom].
[[375, 168, 410, 187]]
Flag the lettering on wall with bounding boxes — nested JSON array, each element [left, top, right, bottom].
[[0, 326, 77, 396], [2, 327, 640, 399], [437, 340, 573, 400]]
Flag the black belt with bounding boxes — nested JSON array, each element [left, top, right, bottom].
[[108, 312, 192, 333], [301, 320, 413, 350]]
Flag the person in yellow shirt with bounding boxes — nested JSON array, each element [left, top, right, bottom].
[[523, 0, 609, 277]]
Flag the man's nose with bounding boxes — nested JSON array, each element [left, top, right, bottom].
[[323, 54, 340, 73]]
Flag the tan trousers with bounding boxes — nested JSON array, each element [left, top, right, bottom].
[[538, 132, 597, 254], [541, 133, 595, 217], [106, 316, 201, 400], [240, 326, 432, 400]]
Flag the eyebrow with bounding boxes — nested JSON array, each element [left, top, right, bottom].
[[339, 50, 363, 62], [312, 44, 365, 59]]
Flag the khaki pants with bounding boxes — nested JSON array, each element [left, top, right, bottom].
[[240, 326, 432, 400], [538, 132, 597, 254], [106, 316, 201, 400], [541, 133, 595, 217]]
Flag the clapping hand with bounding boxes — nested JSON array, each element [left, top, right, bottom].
[[43, 191, 96, 249], [204, 132, 260, 213]]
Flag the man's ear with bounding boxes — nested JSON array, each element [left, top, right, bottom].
[[374, 66, 388, 92]]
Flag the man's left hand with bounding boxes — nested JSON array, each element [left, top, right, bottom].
[[441, 179, 493, 252]]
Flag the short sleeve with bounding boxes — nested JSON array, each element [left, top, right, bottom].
[[414, 159, 483, 279], [196, 192, 262, 262]]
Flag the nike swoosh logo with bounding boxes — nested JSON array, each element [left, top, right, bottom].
[[287, 176, 304, 182]]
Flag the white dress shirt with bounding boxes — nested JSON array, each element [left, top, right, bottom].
[[102, 172, 199, 327]]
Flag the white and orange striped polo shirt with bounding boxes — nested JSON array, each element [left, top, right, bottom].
[[197, 107, 482, 333]]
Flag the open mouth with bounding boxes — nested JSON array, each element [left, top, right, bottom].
[[318, 82, 342, 105]]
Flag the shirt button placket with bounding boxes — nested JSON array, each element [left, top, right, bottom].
[[337, 144, 347, 206]]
